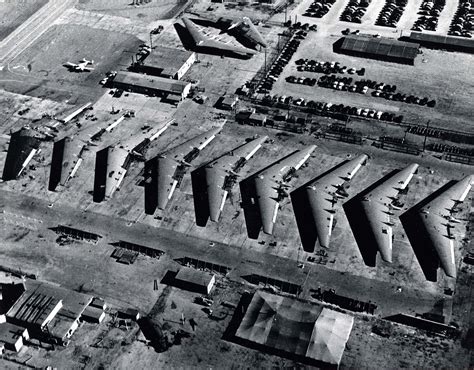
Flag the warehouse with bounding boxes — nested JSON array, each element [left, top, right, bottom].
[[136, 47, 196, 79], [333, 35, 420, 65], [113, 71, 192, 100], [235, 291, 354, 368], [407, 32, 474, 54], [6, 280, 93, 345]]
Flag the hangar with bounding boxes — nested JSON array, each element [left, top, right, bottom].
[[135, 47, 196, 80], [113, 71, 192, 100], [333, 35, 420, 65], [235, 291, 354, 367], [407, 32, 474, 54]]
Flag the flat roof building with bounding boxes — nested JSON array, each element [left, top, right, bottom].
[[172, 267, 216, 295], [113, 71, 191, 100], [137, 47, 196, 80], [0, 322, 29, 352], [334, 35, 420, 65]]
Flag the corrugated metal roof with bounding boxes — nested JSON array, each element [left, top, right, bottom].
[[340, 35, 420, 60]]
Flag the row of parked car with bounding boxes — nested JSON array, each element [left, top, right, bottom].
[[376, 0, 408, 28], [315, 75, 437, 107], [286, 75, 317, 86], [427, 143, 474, 156], [303, 0, 337, 18], [295, 59, 365, 75], [290, 22, 318, 32], [412, 0, 446, 31], [260, 93, 404, 123], [449, 0, 473, 38], [340, 0, 372, 23], [321, 102, 404, 122], [255, 32, 304, 94]]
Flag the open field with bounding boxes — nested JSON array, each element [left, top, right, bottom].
[[77, 0, 191, 21], [0, 0, 48, 41], [2, 24, 141, 105]]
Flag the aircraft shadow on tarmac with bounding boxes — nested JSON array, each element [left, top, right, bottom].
[[399, 180, 457, 282], [143, 158, 158, 215], [342, 170, 399, 267], [191, 167, 211, 227], [92, 147, 108, 203], [239, 176, 262, 239], [290, 160, 352, 253]]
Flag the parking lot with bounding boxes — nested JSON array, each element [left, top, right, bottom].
[[260, 28, 474, 133]]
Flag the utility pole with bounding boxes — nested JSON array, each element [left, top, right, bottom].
[[149, 32, 153, 51]]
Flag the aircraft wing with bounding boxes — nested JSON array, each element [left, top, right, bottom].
[[306, 154, 368, 248], [204, 166, 229, 221], [359, 163, 419, 262], [183, 17, 257, 56], [59, 138, 84, 185], [252, 145, 317, 234], [204, 136, 267, 221], [164, 127, 222, 161], [416, 175, 474, 278], [156, 157, 180, 210], [240, 17, 267, 48], [156, 127, 222, 209], [104, 147, 129, 199], [65, 62, 77, 67]]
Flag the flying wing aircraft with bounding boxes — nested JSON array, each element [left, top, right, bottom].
[[299, 154, 368, 249], [413, 175, 474, 278], [65, 59, 94, 72], [148, 127, 222, 211], [200, 135, 267, 222], [182, 17, 257, 57], [358, 163, 419, 263], [247, 145, 317, 235]]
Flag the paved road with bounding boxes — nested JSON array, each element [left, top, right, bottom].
[[0, 188, 451, 319], [0, 0, 77, 65]]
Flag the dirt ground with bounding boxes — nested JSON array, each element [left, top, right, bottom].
[[0, 0, 48, 41], [0, 0, 472, 368]]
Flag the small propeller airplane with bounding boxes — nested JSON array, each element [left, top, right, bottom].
[[64, 59, 94, 72]]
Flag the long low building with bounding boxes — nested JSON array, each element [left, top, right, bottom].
[[113, 71, 191, 100], [407, 32, 474, 54], [333, 35, 420, 65]]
